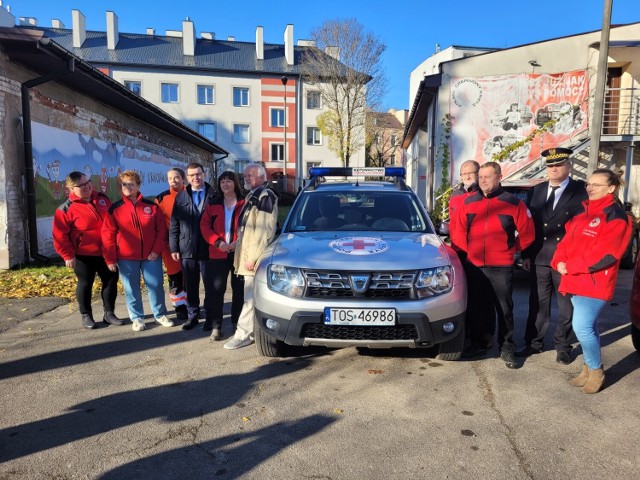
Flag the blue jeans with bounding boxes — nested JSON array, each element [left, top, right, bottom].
[[117, 258, 167, 321], [571, 295, 607, 369]]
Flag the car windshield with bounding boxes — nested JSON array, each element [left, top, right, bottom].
[[285, 191, 433, 233]]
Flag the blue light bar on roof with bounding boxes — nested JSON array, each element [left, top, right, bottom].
[[309, 167, 405, 178]]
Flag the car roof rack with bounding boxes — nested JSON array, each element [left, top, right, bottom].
[[305, 167, 409, 192]]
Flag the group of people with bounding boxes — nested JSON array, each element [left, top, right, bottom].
[[449, 148, 632, 394], [52, 162, 278, 351]]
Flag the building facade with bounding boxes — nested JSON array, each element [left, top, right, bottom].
[[403, 24, 640, 214], [17, 10, 366, 191]]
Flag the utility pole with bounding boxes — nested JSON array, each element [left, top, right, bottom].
[[588, 0, 613, 174], [281, 76, 288, 192]]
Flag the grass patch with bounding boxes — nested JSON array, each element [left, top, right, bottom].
[[0, 262, 80, 300]]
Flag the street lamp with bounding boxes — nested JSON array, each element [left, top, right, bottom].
[[281, 75, 288, 192]]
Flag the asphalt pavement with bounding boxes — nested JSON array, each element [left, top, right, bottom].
[[0, 271, 638, 479]]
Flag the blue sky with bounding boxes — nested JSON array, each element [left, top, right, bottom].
[[10, 0, 639, 110]]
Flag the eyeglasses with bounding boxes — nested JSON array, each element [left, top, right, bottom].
[[121, 182, 138, 188], [72, 180, 92, 189], [585, 183, 608, 188]]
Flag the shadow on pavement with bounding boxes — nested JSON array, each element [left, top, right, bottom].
[[0, 358, 326, 463], [98, 414, 336, 479], [0, 330, 203, 380]]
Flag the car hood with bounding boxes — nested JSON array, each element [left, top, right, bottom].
[[264, 231, 455, 271]]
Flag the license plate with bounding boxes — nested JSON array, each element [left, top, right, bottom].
[[324, 308, 396, 326]]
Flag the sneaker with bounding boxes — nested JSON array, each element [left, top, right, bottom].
[[210, 327, 221, 341], [500, 351, 519, 369], [155, 315, 174, 327], [132, 319, 146, 332], [223, 337, 254, 350]]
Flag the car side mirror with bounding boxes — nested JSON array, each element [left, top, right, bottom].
[[438, 220, 450, 236]]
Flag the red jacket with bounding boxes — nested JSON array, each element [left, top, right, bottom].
[[101, 193, 166, 264], [451, 187, 535, 267], [200, 198, 245, 259], [155, 188, 183, 276], [52, 191, 112, 260], [551, 194, 632, 301], [448, 184, 478, 252]]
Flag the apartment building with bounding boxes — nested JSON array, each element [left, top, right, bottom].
[[17, 10, 365, 191]]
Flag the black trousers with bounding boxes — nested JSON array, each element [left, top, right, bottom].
[[209, 253, 244, 327], [468, 265, 515, 353], [525, 264, 575, 353], [74, 254, 118, 315], [464, 261, 496, 346], [167, 270, 185, 304], [181, 258, 215, 323]]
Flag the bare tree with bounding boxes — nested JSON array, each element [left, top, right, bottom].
[[302, 19, 387, 167]]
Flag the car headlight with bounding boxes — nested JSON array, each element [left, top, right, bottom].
[[415, 266, 453, 299], [267, 265, 305, 297]]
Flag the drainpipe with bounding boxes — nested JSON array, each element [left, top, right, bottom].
[[21, 59, 75, 262]]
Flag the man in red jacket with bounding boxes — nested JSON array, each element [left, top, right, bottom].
[[451, 162, 535, 368], [155, 168, 188, 320]]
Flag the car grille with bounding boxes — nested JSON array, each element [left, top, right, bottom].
[[303, 270, 416, 299], [302, 323, 418, 340]]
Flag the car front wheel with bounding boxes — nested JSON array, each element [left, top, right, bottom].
[[632, 324, 640, 353], [255, 321, 288, 357]]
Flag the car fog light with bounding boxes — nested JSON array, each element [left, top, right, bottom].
[[442, 322, 455, 334], [265, 318, 279, 332]]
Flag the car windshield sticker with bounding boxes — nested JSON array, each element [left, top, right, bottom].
[[329, 237, 389, 255]]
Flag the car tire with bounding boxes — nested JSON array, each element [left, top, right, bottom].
[[620, 233, 638, 270], [435, 329, 464, 361], [632, 324, 640, 353], [255, 321, 287, 357]]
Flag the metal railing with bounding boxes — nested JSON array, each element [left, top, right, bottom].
[[603, 87, 640, 135]]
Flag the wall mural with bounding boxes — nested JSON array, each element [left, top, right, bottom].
[[32, 122, 194, 218], [449, 70, 589, 180]]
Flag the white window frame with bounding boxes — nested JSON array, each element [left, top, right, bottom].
[[235, 159, 250, 174], [197, 122, 217, 141], [307, 126, 322, 146], [161, 82, 179, 103], [270, 142, 285, 162], [124, 80, 141, 95], [233, 124, 250, 144], [307, 91, 321, 109], [233, 86, 250, 107], [197, 84, 215, 105], [270, 107, 285, 127], [307, 161, 321, 175]]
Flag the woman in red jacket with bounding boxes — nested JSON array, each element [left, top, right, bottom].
[[200, 171, 245, 340], [101, 171, 172, 332], [53, 172, 124, 330], [551, 169, 632, 394]]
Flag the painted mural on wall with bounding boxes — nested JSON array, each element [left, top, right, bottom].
[[32, 122, 192, 218], [449, 70, 589, 179]]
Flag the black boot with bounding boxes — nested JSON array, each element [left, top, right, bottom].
[[202, 318, 214, 332], [81, 313, 96, 330], [103, 311, 125, 326], [175, 304, 188, 321]]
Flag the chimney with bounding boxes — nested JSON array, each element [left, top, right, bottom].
[[227, 36, 235, 41], [106, 11, 119, 50], [72, 9, 86, 48], [256, 26, 264, 60], [201, 32, 215, 40], [19, 17, 37, 26], [297, 39, 316, 47], [51, 19, 65, 29], [0, 3, 14, 27], [325, 46, 340, 60], [166, 30, 182, 37], [146, 27, 155, 35], [182, 17, 195, 56], [284, 24, 294, 65]]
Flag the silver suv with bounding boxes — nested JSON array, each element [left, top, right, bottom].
[[253, 167, 467, 360]]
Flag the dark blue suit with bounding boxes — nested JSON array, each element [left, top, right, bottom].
[[522, 177, 587, 352]]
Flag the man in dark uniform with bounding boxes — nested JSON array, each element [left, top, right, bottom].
[[517, 147, 588, 364]]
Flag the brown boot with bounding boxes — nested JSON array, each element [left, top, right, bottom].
[[568, 365, 589, 387], [581, 367, 605, 394]]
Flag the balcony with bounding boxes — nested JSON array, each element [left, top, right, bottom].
[[602, 86, 640, 138]]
